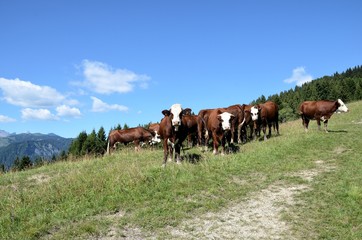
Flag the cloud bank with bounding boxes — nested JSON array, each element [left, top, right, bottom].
[[0, 78, 65, 108], [79, 60, 150, 94], [91, 96, 128, 112], [0, 78, 81, 121], [21, 108, 58, 121], [0, 114, 16, 123], [284, 67, 313, 86]]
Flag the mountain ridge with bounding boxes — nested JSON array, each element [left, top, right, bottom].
[[0, 130, 73, 169]]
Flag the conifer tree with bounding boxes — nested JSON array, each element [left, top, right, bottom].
[[82, 129, 97, 155], [96, 127, 107, 155]]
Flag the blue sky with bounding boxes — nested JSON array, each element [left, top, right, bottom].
[[0, 0, 361, 138]]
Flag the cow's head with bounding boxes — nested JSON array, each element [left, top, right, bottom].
[[217, 112, 234, 131], [150, 130, 161, 145], [336, 99, 349, 113], [250, 105, 260, 121], [161, 104, 190, 131]]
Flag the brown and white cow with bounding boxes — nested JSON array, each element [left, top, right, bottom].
[[107, 127, 155, 154], [299, 99, 348, 132], [206, 108, 234, 155], [159, 104, 190, 166], [250, 101, 279, 141]]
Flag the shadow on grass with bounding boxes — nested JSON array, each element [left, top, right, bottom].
[[327, 129, 348, 133], [181, 153, 203, 164]]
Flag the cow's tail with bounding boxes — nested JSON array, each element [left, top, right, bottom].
[[238, 117, 246, 130]]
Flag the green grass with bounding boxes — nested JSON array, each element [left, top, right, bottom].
[[1, 101, 362, 239]]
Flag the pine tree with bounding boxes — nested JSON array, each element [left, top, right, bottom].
[[96, 127, 107, 155], [34, 156, 44, 167], [82, 129, 97, 155], [16, 156, 32, 170], [68, 131, 88, 156], [60, 150, 68, 161]]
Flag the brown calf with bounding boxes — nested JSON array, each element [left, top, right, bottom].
[[107, 127, 155, 154]]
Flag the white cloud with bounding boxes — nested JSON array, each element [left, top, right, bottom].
[[0, 114, 16, 123], [91, 96, 128, 112], [78, 60, 150, 94], [0, 78, 65, 107], [284, 67, 313, 86], [21, 108, 58, 120], [56, 105, 81, 118]]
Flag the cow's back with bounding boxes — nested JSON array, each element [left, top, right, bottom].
[[261, 101, 279, 120], [182, 115, 198, 131], [299, 101, 316, 114], [207, 108, 224, 132], [139, 127, 155, 140], [198, 109, 214, 125], [225, 104, 243, 119], [149, 123, 160, 132]]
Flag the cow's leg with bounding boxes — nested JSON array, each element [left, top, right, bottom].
[[240, 125, 247, 144], [162, 139, 169, 167], [197, 120, 204, 147], [237, 123, 242, 144], [230, 125, 235, 144], [323, 119, 329, 133], [262, 121, 267, 141], [303, 117, 309, 132], [221, 134, 227, 155], [134, 140, 140, 151], [248, 124, 253, 141], [212, 133, 219, 155], [174, 144, 182, 164], [275, 121, 280, 135], [168, 146, 174, 162], [253, 121, 258, 140], [204, 130, 210, 151], [267, 122, 272, 139], [316, 119, 321, 131], [167, 139, 174, 162]]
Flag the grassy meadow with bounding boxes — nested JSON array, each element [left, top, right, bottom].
[[1, 101, 361, 239]]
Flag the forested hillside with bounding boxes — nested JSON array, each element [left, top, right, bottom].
[[252, 65, 362, 121], [0, 133, 72, 170]]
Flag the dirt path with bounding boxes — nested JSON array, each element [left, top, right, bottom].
[[99, 160, 334, 240]]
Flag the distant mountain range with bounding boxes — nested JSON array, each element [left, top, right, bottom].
[[0, 130, 73, 169]]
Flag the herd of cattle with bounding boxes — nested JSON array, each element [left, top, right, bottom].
[[106, 99, 349, 166]]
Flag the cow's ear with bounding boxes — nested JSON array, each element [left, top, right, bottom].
[[244, 110, 250, 113], [162, 110, 171, 116], [182, 108, 192, 116]]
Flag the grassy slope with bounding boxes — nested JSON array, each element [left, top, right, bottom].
[[1, 101, 361, 239]]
